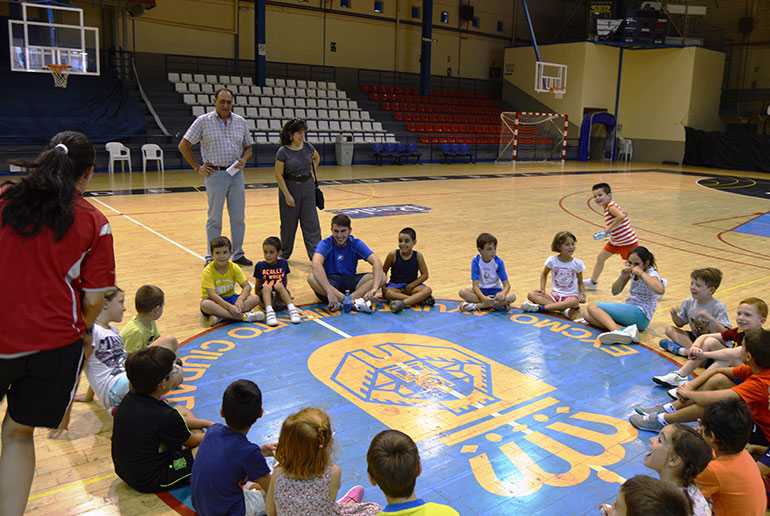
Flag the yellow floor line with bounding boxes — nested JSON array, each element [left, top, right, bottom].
[[28, 473, 117, 501]]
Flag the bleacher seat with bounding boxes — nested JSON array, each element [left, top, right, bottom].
[[168, 72, 180, 82]]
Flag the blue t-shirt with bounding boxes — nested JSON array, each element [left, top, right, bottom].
[[379, 499, 459, 515], [314, 235, 373, 276], [191, 423, 271, 516], [470, 255, 508, 290], [254, 258, 290, 287]]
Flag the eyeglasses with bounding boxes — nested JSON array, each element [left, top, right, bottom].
[[161, 365, 180, 382]]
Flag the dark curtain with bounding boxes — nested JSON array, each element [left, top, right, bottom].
[[684, 126, 770, 173]]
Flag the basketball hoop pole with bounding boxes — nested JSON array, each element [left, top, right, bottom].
[[520, 0, 542, 62]]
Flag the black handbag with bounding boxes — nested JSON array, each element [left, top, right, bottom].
[[312, 162, 324, 210]]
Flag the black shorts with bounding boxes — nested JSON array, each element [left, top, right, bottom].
[[0, 339, 84, 428], [317, 273, 367, 303], [258, 285, 290, 311]]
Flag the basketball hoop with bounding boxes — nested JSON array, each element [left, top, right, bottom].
[[550, 87, 566, 99], [47, 64, 72, 88]]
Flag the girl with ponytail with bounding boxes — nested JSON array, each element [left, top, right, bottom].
[[265, 407, 381, 516], [642, 423, 713, 515], [0, 131, 115, 516]]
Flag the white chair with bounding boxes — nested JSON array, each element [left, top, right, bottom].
[[295, 108, 306, 118], [180, 73, 193, 83], [246, 107, 259, 117], [192, 106, 205, 116], [265, 78, 276, 87], [297, 80, 307, 88], [141, 144, 164, 173], [106, 142, 131, 174], [168, 72, 180, 82], [205, 74, 218, 83], [286, 79, 297, 88], [243, 77, 253, 86], [617, 137, 633, 161], [307, 81, 318, 89], [193, 73, 205, 83], [275, 78, 286, 87], [174, 83, 188, 93]]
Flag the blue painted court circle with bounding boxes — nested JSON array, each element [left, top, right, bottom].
[[162, 301, 678, 516]]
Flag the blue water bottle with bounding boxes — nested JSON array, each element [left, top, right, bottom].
[[343, 290, 352, 313]]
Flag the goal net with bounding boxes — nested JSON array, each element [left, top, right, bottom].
[[496, 111, 568, 163]]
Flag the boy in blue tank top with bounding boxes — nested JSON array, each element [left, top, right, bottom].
[[382, 227, 434, 314]]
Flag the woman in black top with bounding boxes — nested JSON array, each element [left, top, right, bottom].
[[274, 118, 322, 260]]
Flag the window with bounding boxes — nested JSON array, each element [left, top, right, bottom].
[[411, 6, 420, 18], [440, 11, 448, 23], [373, 0, 382, 13], [340, 0, 350, 6], [497, 20, 503, 32], [472, 17, 479, 28]]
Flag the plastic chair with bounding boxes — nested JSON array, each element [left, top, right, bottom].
[[141, 144, 164, 173], [105, 142, 131, 174], [617, 137, 633, 161]]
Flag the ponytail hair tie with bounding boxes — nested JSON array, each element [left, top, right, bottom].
[[318, 444, 324, 448], [55, 143, 69, 155]]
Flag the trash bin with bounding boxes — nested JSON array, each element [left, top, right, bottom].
[[335, 133, 354, 166]]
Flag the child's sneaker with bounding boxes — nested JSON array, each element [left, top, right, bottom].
[[209, 315, 224, 327], [288, 306, 301, 324], [389, 300, 407, 313], [244, 311, 266, 323], [492, 304, 510, 312], [634, 404, 666, 416], [337, 485, 365, 504], [583, 279, 598, 291], [652, 370, 690, 388], [629, 413, 664, 433], [520, 301, 541, 312], [668, 386, 682, 399], [423, 295, 436, 306], [562, 307, 577, 319], [353, 298, 373, 313], [658, 339, 687, 356], [265, 310, 278, 326], [459, 302, 477, 312], [598, 324, 639, 345]]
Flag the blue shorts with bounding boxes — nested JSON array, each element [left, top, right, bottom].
[[317, 273, 367, 303], [385, 282, 426, 290], [201, 294, 240, 316], [480, 287, 502, 297], [595, 302, 650, 330]]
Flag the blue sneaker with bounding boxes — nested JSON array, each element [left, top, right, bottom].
[[659, 339, 686, 356]]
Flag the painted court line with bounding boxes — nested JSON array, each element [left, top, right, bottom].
[[90, 197, 205, 261], [28, 472, 117, 501], [311, 317, 353, 338]]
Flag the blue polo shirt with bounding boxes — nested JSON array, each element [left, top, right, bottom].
[[314, 235, 373, 276]]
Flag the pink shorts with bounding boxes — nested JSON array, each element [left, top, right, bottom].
[[549, 292, 578, 303]]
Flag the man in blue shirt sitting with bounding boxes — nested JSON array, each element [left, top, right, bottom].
[[308, 214, 384, 312]]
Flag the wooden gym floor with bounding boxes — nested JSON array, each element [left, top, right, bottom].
[[5, 160, 770, 515]]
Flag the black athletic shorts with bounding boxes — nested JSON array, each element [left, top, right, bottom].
[[0, 339, 84, 428]]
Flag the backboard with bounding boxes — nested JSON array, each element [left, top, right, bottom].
[[535, 61, 567, 98], [8, 2, 99, 75]]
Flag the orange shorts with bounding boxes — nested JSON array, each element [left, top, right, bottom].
[[603, 241, 638, 260]]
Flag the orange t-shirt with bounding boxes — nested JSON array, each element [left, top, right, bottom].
[[695, 449, 766, 516]]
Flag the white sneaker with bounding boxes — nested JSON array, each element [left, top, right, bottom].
[[583, 279, 598, 291], [652, 370, 689, 388], [520, 301, 541, 312], [459, 302, 477, 312], [353, 298, 373, 313], [289, 306, 301, 324], [209, 315, 224, 327], [668, 386, 679, 399], [265, 310, 278, 326], [244, 311, 265, 323], [598, 325, 639, 345]]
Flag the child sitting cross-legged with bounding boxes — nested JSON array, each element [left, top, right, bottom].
[[201, 236, 265, 326], [191, 379, 277, 516], [254, 236, 301, 326], [652, 297, 767, 398], [111, 346, 214, 493], [381, 227, 434, 314], [367, 429, 459, 515], [121, 284, 179, 353], [694, 398, 767, 516], [658, 268, 731, 357], [459, 232, 516, 312]]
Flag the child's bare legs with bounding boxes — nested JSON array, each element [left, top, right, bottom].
[[662, 373, 735, 424], [664, 325, 695, 351], [200, 295, 260, 321], [527, 291, 579, 313], [459, 288, 492, 309], [590, 249, 613, 283], [261, 285, 292, 309], [583, 302, 623, 331], [75, 385, 94, 402], [493, 292, 517, 310], [384, 285, 432, 306], [677, 337, 725, 377], [0, 412, 35, 516]]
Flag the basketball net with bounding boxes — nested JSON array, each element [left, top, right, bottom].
[[47, 64, 72, 88]]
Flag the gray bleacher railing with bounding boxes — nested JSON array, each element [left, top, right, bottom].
[[165, 55, 335, 83], [356, 68, 500, 98]]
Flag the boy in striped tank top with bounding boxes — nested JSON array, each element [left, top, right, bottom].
[[584, 183, 638, 291], [382, 227, 434, 313]]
